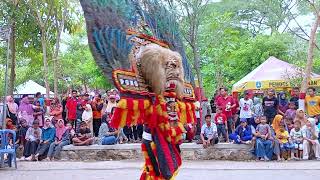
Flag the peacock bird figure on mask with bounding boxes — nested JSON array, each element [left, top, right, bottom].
[[80, 0, 196, 179]]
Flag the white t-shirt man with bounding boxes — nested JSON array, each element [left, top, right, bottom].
[[239, 98, 253, 119]]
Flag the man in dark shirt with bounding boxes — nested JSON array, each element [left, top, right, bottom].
[[290, 87, 300, 109], [262, 89, 279, 124]]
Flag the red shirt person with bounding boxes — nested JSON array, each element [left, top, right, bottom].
[[66, 90, 79, 122], [215, 87, 236, 134]]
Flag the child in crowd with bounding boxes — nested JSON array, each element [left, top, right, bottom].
[[277, 124, 293, 160], [290, 120, 303, 160], [283, 116, 294, 133], [302, 118, 320, 160], [214, 107, 228, 142], [229, 119, 253, 144], [72, 121, 94, 146], [255, 116, 273, 161], [284, 102, 296, 120], [249, 117, 261, 151]]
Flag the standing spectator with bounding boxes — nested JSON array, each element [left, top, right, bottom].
[[305, 87, 320, 119], [6, 96, 18, 125], [216, 87, 236, 134], [18, 95, 35, 126], [194, 101, 201, 135], [35, 117, 55, 161], [302, 118, 320, 160], [210, 90, 220, 116], [278, 91, 289, 116], [239, 91, 254, 125], [35, 92, 45, 109], [82, 103, 93, 133], [290, 87, 300, 109], [229, 118, 253, 144], [66, 90, 78, 130], [22, 120, 42, 161], [284, 102, 296, 120], [49, 98, 63, 123], [253, 96, 264, 120], [47, 119, 70, 161], [92, 94, 104, 137], [61, 94, 68, 122], [262, 89, 279, 124], [33, 100, 45, 127], [214, 107, 228, 142], [104, 95, 117, 115], [200, 114, 218, 148]]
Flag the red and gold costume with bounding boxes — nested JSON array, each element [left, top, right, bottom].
[[80, 1, 196, 179]]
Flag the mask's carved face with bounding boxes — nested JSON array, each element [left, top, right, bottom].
[[139, 44, 184, 98]]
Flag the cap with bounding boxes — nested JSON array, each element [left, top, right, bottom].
[[240, 118, 247, 123]]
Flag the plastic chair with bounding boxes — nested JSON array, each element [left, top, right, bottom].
[[0, 129, 17, 169]]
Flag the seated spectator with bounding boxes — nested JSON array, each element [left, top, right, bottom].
[[22, 120, 42, 161], [255, 116, 273, 161], [200, 114, 218, 148], [16, 119, 29, 149], [184, 123, 195, 143], [229, 118, 253, 144], [66, 122, 76, 142], [284, 116, 294, 133], [98, 114, 119, 145], [277, 124, 293, 160], [214, 107, 228, 142], [302, 118, 320, 160], [35, 117, 55, 161], [72, 121, 94, 146], [290, 120, 303, 160], [47, 119, 70, 161], [6, 118, 16, 131]]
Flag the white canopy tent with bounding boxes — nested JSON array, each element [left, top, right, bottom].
[[14, 80, 54, 98]]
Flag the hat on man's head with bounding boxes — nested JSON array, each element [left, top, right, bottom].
[[240, 118, 247, 123]]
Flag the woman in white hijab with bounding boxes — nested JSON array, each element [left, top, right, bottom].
[[302, 118, 320, 160]]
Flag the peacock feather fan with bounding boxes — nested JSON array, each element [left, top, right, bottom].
[[80, 0, 194, 84]]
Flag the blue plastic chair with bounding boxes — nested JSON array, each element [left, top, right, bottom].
[[0, 129, 17, 169]]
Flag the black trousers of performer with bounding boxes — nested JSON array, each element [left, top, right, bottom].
[[133, 125, 143, 140], [93, 118, 101, 137]]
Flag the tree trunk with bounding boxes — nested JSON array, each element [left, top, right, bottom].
[[53, 28, 62, 98], [193, 46, 203, 89], [41, 28, 50, 98], [8, 21, 16, 95], [300, 12, 320, 93], [53, 8, 66, 98]]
